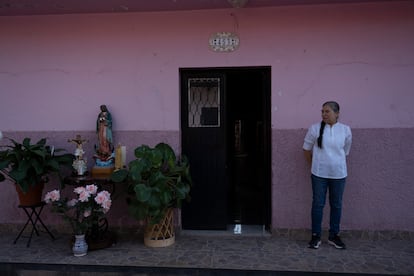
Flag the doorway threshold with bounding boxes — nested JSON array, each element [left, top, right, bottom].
[[180, 225, 271, 237]]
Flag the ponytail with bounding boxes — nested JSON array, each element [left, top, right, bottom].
[[317, 121, 326, 148]]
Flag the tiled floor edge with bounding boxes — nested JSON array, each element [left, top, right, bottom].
[[1, 223, 413, 241], [270, 228, 414, 241]]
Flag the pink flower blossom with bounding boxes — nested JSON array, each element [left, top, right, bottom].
[[94, 191, 112, 213], [100, 190, 111, 198], [78, 190, 91, 202], [44, 190, 60, 203], [85, 184, 98, 195], [94, 191, 111, 205], [101, 199, 112, 213], [74, 186, 86, 194]]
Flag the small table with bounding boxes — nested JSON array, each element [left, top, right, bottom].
[[64, 174, 116, 194], [14, 201, 55, 247]]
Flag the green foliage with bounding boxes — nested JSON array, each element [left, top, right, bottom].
[[0, 137, 74, 193], [111, 143, 192, 225]]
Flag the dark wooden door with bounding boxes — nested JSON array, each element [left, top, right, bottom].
[[226, 69, 271, 228], [180, 71, 228, 230]]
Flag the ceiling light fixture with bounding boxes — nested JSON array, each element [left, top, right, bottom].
[[227, 0, 248, 8]]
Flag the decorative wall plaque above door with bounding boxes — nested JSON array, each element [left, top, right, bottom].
[[209, 32, 239, 52]]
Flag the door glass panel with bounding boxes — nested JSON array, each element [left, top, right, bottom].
[[188, 78, 220, 127]]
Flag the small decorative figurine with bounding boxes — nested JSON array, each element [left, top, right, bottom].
[[68, 134, 88, 176]]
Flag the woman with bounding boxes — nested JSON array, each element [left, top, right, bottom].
[[303, 101, 352, 249]]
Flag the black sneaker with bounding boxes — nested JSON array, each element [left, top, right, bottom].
[[328, 235, 346, 249], [308, 235, 321, 249]]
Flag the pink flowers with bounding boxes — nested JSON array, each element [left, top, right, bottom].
[[94, 190, 111, 213], [44, 189, 60, 202], [44, 184, 112, 234]]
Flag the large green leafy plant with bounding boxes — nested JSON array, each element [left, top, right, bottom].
[[0, 137, 74, 193], [111, 142, 192, 225]]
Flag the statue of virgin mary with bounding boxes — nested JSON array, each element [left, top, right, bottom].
[[94, 105, 114, 167]]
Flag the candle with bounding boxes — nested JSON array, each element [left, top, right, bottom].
[[121, 146, 126, 167], [115, 145, 122, 170]]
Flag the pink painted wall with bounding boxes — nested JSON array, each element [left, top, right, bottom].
[[272, 128, 414, 232], [1, 2, 413, 132], [0, 1, 413, 232]]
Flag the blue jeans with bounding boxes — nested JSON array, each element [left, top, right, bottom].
[[311, 174, 346, 237]]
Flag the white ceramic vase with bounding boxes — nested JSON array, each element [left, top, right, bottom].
[[72, 234, 88, 257]]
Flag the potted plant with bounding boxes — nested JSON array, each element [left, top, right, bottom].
[[0, 137, 74, 205], [44, 184, 112, 256], [111, 142, 192, 247]]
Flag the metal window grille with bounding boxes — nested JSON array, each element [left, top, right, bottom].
[[188, 78, 220, 127]]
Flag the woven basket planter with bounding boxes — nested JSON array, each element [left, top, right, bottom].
[[144, 208, 175, 247]]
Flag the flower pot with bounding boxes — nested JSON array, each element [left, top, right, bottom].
[[15, 183, 44, 206], [72, 234, 88, 257], [144, 208, 175, 247]]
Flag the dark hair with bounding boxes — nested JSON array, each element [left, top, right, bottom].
[[317, 101, 340, 148]]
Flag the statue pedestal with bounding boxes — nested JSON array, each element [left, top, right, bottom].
[[91, 166, 114, 179]]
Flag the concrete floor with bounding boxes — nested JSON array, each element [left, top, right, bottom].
[[0, 225, 413, 276]]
